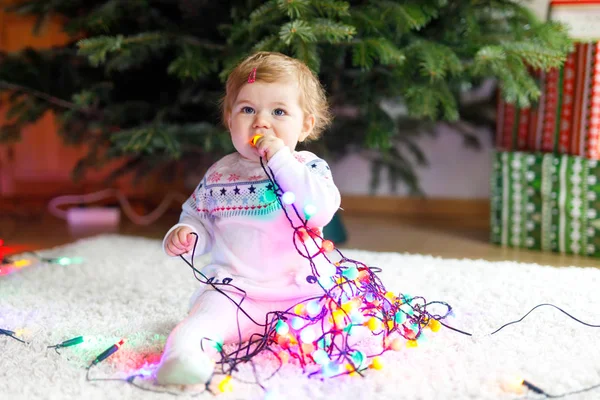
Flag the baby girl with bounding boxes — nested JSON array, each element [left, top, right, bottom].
[[155, 51, 341, 386]]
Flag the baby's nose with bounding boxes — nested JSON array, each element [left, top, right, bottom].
[[252, 113, 271, 129]]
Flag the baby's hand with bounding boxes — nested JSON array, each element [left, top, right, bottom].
[[165, 226, 195, 256], [254, 134, 284, 161]]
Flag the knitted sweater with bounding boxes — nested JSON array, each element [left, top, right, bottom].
[[163, 147, 341, 300]]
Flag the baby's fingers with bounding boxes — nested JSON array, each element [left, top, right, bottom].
[[177, 229, 192, 247], [170, 232, 187, 252], [255, 141, 268, 158], [166, 241, 182, 256]]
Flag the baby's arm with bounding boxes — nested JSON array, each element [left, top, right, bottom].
[[267, 147, 341, 227], [162, 181, 214, 257]]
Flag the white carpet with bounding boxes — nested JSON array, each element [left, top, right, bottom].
[[1, 234, 600, 400]]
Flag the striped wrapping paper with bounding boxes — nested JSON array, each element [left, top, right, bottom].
[[490, 150, 600, 256], [568, 41, 600, 158], [496, 42, 600, 159], [496, 69, 542, 152], [541, 65, 561, 152]]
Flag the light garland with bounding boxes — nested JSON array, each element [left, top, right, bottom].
[[0, 254, 83, 276], [175, 149, 453, 393]]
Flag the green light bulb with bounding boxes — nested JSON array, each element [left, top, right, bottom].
[[275, 320, 289, 335], [57, 257, 71, 266], [264, 190, 277, 202], [303, 204, 317, 219]]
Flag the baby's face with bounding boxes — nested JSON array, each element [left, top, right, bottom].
[[228, 80, 313, 161]]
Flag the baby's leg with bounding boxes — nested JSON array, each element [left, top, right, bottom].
[[155, 289, 268, 386]]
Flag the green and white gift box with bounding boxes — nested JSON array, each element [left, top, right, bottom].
[[491, 150, 600, 256]]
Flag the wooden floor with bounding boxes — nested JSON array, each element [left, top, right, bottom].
[[3, 208, 600, 269]]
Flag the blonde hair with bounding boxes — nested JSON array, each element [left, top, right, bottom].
[[221, 51, 332, 140]]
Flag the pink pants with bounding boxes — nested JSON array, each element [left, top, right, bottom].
[[161, 288, 305, 357]]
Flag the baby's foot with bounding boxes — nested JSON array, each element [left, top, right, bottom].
[[155, 349, 215, 386]]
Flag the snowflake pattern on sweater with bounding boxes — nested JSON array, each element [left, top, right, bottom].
[[184, 151, 333, 219]]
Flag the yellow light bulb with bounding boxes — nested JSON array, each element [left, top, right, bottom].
[[341, 299, 359, 313], [13, 259, 31, 268], [366, 317, 380, 332], [218, 375, 233, 393], [501, 376, 526, 394], [345, 363, 358, 377], [370, 356, 383, 370], [294, 304, 305, 315], [332, 309, 346, 326], [428, 318, 441, 332]]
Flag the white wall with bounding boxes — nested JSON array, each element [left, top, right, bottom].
[[329, 124, 494, 199]]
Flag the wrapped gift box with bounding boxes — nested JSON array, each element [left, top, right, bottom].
[[490, 150, 600, 256], [496, 42, 600, 158]]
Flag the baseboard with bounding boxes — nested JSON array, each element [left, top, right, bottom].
[[1, 180, 491, 222]]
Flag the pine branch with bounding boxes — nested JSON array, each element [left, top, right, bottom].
[[167, 45, 218, 80], [77, 32, 171, 66], [277, 0, 311, 19], [436, 81, 459, 121], [249, 0, 279, 22], [378, 1, 436, 33], [76, 35, 126, 66], [364, 106, 395, 150], [279, 20, 317, 45], [313, 0, 350, 17], [470, 45, 541, 107], [394, 133, 429, 166], [404, 83, 446, 120], [502, 41, 567, 69], [351, 38, 405, 70], [408, 41, 463, 81], [350, 6, 384, 36], [177, 36, 226, 51], [68, 0, 123, 34], [252, 35, 283, 52], [351, 39, 378, 70], [110, 124, 181, 158], [0, 80, 92, 113], [366, 38, 405, 66], [311, 19, 355, 42], [292, 40, 320, 72], [110, 122, 229, 158]]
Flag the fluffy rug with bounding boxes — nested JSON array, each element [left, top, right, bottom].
[[1, 234, 600, 400]]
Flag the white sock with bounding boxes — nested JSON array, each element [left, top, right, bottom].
[[155, 320, 217, 385]]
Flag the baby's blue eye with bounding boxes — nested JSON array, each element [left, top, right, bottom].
[[242, 106, 255, 114], [273, 108, 286, 116]]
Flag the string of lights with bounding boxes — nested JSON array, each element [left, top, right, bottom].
[[159, 152, 453, 394]]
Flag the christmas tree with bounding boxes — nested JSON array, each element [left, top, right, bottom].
[[0, 0, 572, 193]]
